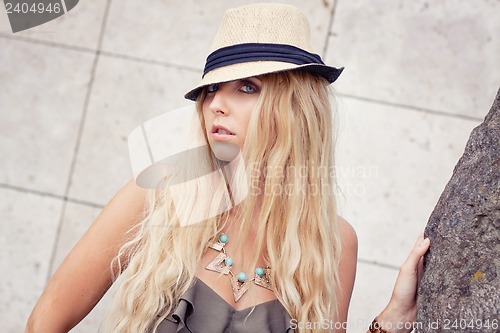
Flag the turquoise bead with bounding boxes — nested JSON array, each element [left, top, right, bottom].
[[225, 257, 234, 267], [219, 234, 228, 243], [255, 267, 265, 277], [237, 272, 247, 282]]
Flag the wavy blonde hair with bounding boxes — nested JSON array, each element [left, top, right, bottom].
[[104, 70, 342, 333]]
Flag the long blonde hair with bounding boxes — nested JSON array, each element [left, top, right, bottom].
[[104, 70, 342, 332]]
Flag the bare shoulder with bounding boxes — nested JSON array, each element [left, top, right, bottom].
[[334, 215, 358, 331], [337, 215, 358, 251], [82, 178, 150, 252], [104, 177, 149, 214]]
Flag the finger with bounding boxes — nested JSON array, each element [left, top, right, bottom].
[[402, 234, 430, 271], [417, 256, 425, 284]]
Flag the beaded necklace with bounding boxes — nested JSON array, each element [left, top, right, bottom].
[[205, 233, 273, 302]]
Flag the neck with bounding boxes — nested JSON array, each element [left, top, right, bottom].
[[220, 153, 268, 249]]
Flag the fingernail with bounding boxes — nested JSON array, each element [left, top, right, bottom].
[[421, 238, 430, 246]]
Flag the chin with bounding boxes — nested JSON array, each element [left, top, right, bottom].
[[210, 142, 241, 162]]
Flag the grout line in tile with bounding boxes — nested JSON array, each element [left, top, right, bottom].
[[0, 182, 105, 209], [0, 182, 63, 200], [0, 34, 200, 73], [99, 49, 200, 73], [358, 258, 399, 271], [322, 0, 339, 59], [47, 202, 68, 278], [338, 92, 483, 122], [67, 198, 105, 209], [45, 0, 112, 283], [0, 33, 96, 54]]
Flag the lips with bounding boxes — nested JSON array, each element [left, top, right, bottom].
[[211, 125, 235, 135]]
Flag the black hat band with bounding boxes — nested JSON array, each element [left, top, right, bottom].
[[203, 43, 325, 76]]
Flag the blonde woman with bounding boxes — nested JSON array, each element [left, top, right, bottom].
[[26, 4, 430, 333]]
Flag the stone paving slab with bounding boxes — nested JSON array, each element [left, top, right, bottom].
[[0, 38, 94, 196], [101, 0, 334, 70], [67, 54, 199, 205], [0, 189, 62, 333], [335, 95, 481, 265], [326, 0, 500, 118]]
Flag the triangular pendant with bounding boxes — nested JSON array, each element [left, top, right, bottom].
[[205, 252, 230, 275], [254, 268, 273, 291], [209, 240, 227, 252], [230, 276, 252, 302]]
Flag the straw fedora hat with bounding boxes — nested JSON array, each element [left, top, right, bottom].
[[184, 3, 344, 101]]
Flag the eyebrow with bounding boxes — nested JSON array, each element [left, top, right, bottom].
[[240, 78, 262, 86]]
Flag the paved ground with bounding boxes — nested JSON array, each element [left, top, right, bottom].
[[1, 1, 498, 332]]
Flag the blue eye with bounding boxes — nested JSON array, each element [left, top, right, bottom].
[[207, 84, 219, 93], [240, 85, 256, 93]]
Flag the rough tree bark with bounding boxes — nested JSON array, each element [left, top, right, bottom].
[[416, 88, 500, 333]]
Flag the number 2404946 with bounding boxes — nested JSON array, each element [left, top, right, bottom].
[[442, 318, 498, 330], [5, 2, 62, 14]]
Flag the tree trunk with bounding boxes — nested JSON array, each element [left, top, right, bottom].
[[416, 88, 500, 333]]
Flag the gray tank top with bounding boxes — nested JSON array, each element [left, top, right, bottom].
[[157, 278, 295, 332]]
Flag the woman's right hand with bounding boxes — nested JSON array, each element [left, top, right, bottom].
[[371, 233, 430, 333], [25, 179, 148, 333]]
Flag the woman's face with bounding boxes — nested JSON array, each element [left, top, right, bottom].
[[202, 77, 262, 153]]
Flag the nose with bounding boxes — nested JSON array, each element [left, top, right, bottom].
[[207, 86, 229, 115]]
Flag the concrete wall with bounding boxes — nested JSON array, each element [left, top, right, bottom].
[[1, 1, 498, 331]]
